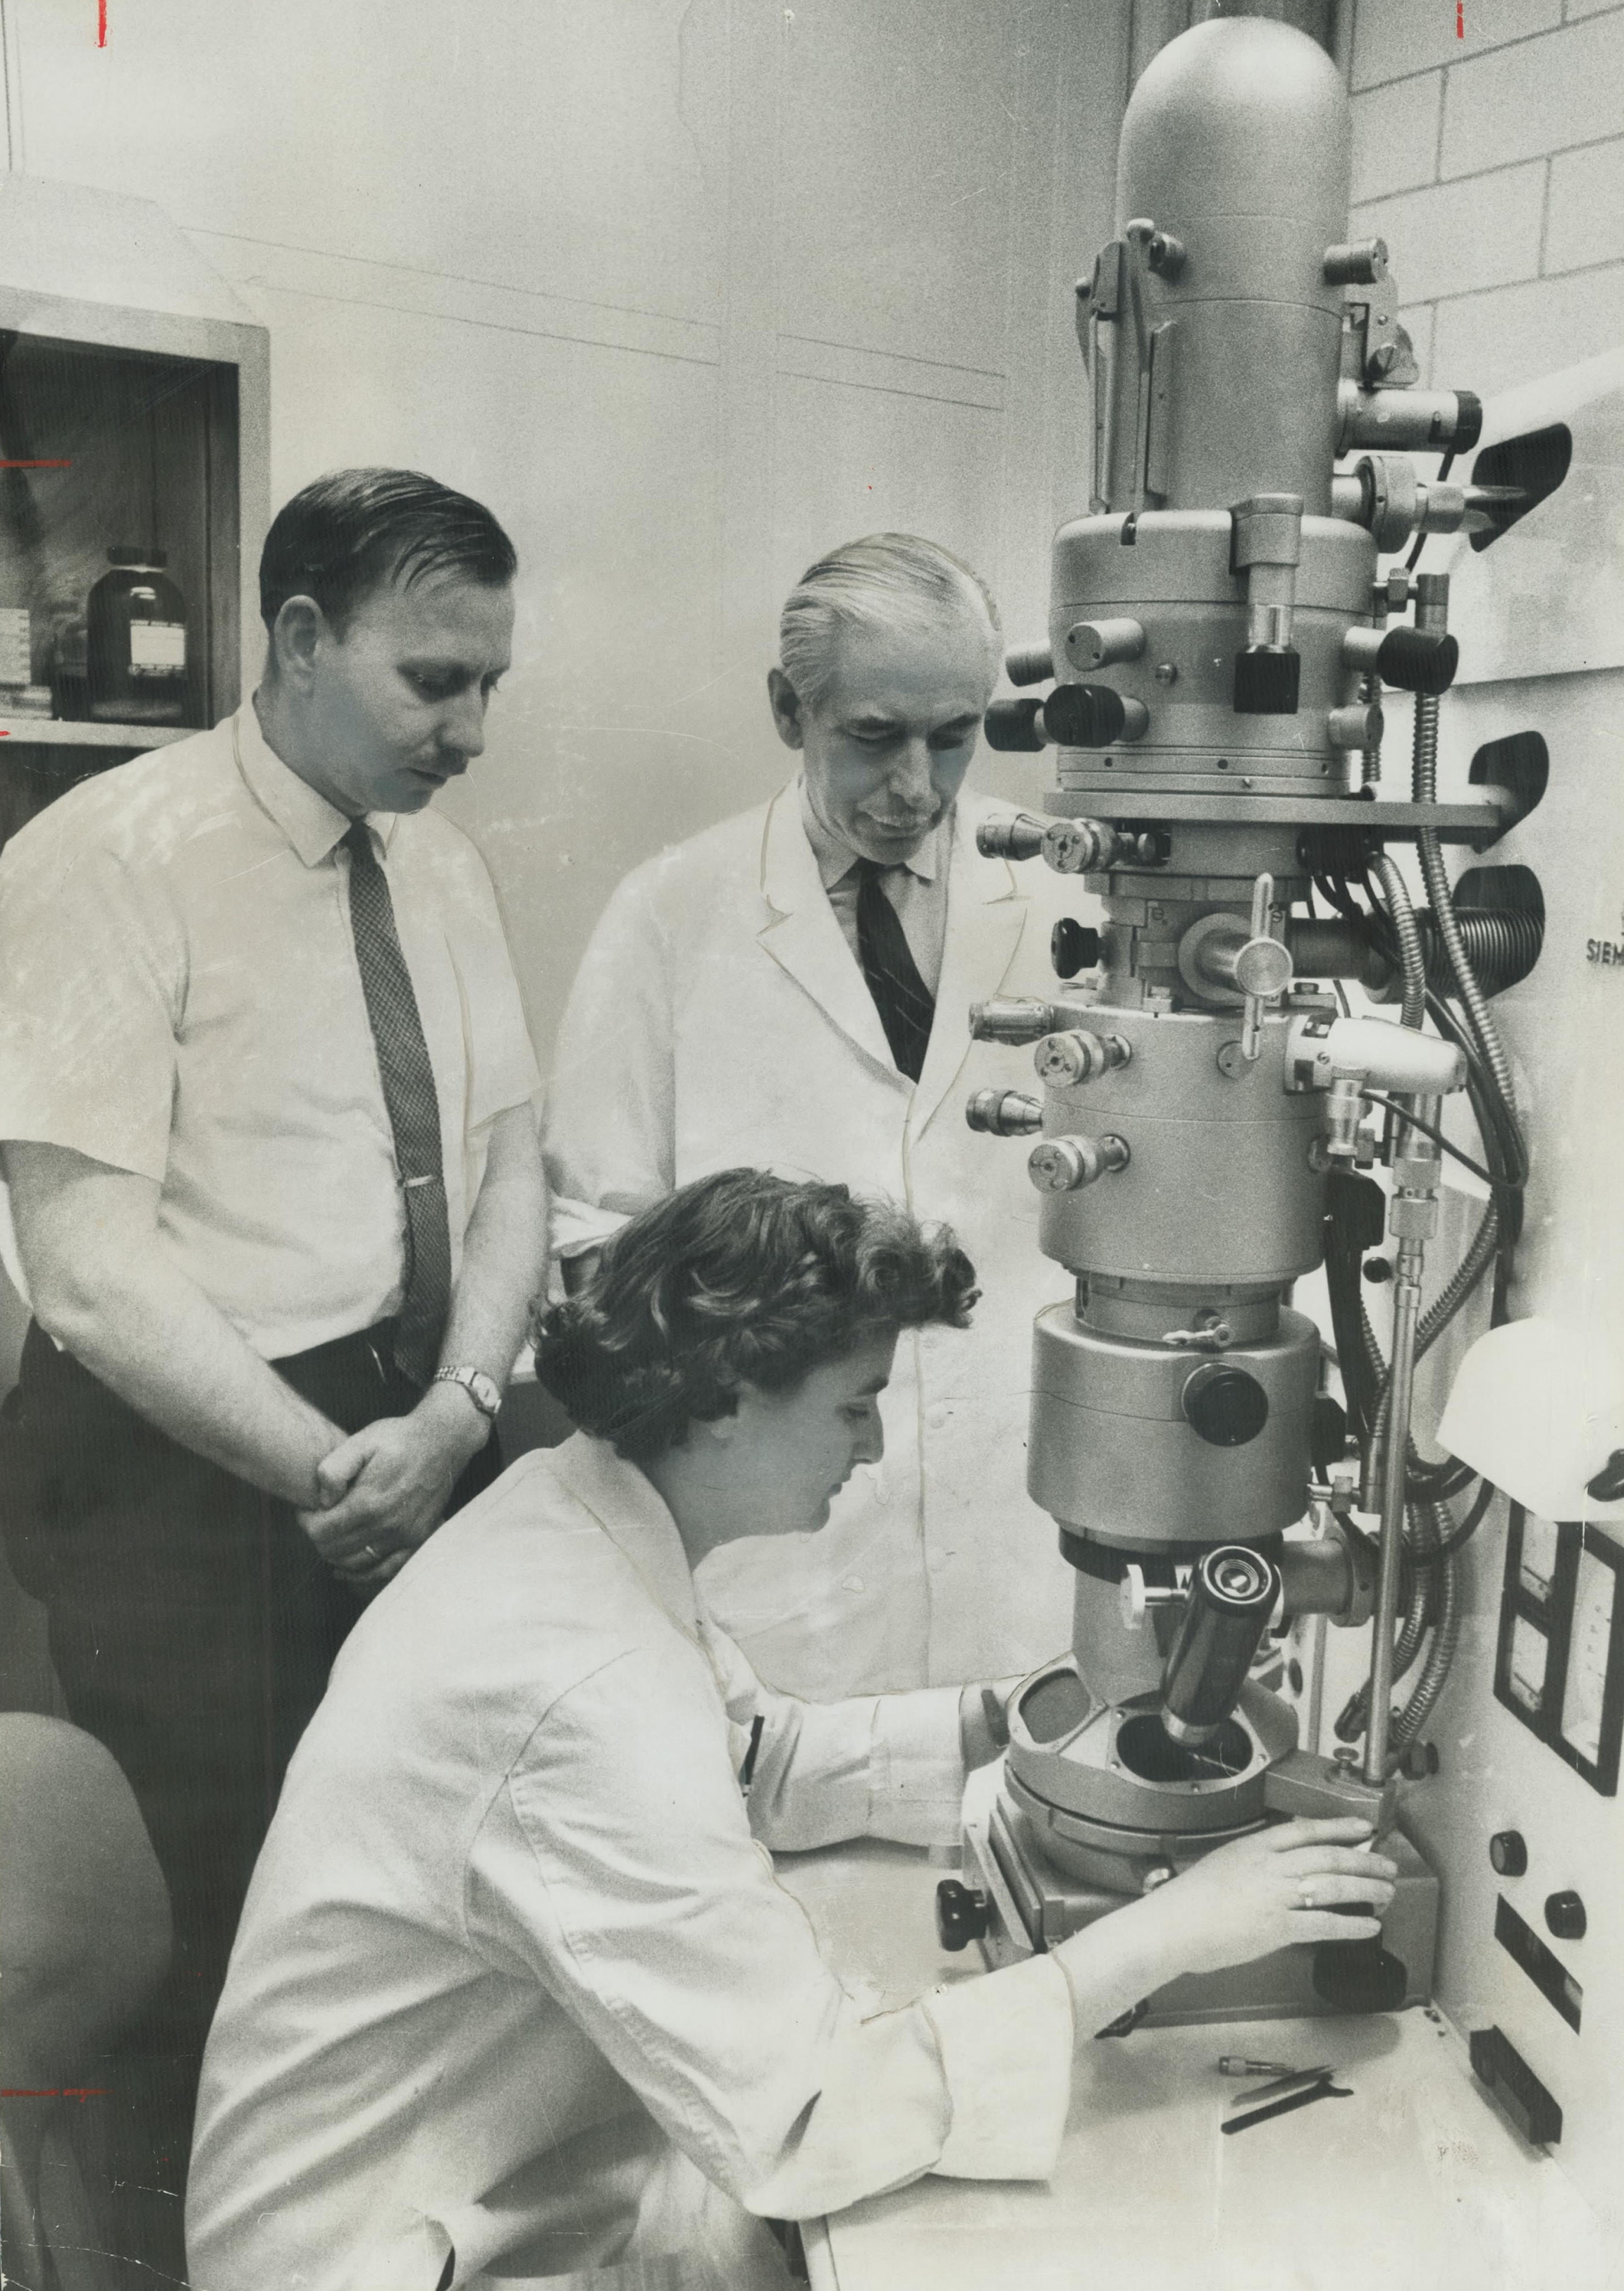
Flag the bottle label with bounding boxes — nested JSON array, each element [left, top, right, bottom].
[[130, 620, 186, 673]]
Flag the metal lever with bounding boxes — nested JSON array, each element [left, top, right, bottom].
[[1161, 1312, 1233, 1351], [1236, 873, 1292, 1062]]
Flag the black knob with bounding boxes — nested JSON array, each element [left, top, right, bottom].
[[1585, 1447, 1624, 1503], [1452, 389, 1483, 452], [935, 1878, 992, 1953], [1052, 918, 1102, 978], [1043, 682, 1127, 747], [1544, 1889, 1587, 1942], [1181, 1364, 1269, 1448], [1489, 1830, 1527, 1878], [983, 697, 1048, 752], [1362, 1256, 1394, 1284], [1233, 644, 1301, 715], [1376, 626, 1460, 697]]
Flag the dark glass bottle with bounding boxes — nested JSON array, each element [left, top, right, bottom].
[[87, 548, 189, 724]]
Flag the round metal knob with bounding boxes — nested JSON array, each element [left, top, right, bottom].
[[1231, 936, 1293, 1000], [1033, 1029, 1131, 1087], [935, 1879, 992, 1953], [1545, 1890, 1587, 1942], [1064, 617, 1146, 671], [1003, 641, 1053, 687], [1327, 701, 1384, 751], [1489, 1829, 1527, 1878], [983, 697, 1048, 752], [1181, 1363, 1269, 1447], [1042, 683, 1149, 748], [1028, 1134, 1130, 1193]]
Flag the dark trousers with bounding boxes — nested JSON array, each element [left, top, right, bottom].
[[0, 1318, 499, 2190]]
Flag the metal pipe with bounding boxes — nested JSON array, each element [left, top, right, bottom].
[[1364, 1251, 1421, 1782]]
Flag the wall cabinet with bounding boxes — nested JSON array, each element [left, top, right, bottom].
[[0, 175, 268, 852]]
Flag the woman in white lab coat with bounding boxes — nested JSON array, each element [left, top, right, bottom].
[[186, 1170, 1393, 2291]]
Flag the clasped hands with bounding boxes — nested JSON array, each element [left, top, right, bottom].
[[296, 1383, 491, 1591]]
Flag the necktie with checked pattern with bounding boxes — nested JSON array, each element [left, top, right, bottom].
[[342, 821, 453, 1384]]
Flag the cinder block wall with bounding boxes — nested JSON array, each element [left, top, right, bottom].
[[1347, 0, 1624, 398]]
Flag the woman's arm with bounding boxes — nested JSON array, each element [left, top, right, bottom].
[[476, 1651, 1396, 2223], [696, 1611, 968, 1850]]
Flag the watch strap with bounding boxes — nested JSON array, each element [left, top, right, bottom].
[[433, 1364, 501, 1421]]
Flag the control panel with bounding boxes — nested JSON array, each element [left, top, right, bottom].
[[1495, 1510, 1624, 1794]]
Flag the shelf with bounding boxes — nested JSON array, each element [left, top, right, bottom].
[[0, 718, 195, 749]]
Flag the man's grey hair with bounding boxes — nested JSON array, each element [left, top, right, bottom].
[[777, 533, 1003, 713]]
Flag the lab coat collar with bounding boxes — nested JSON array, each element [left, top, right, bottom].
[[233, 700, 400, 868], [545, 1432, 701, 1638], [758, 781, 1030, 1120], [758, 782, 899, 1081]]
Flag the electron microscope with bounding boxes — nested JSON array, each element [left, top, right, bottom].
[[937, 11, 1622, 2223]]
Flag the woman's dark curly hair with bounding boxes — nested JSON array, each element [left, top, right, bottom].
[[533, 1168, 978, 1464]]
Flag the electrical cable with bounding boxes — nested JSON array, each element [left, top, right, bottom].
[[1393, 1499, 1462, 1748], [1370, 850, 1425, 1028], [1360, 1093, 1518, 1198]]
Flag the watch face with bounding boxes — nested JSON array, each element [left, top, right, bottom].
[[442, 1368, 499, 1418]]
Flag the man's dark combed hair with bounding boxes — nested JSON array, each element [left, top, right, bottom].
[[259, 467, 517, 637], [534, 1169, 979, 1466]]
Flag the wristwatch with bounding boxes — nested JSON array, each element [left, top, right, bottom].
[[432, 1364, 503, 1422]]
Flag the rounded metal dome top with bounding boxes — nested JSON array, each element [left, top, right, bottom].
[[1119, 16, 1350, 234]]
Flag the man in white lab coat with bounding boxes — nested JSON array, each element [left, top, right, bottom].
[[544, 534, 1097, 1697]]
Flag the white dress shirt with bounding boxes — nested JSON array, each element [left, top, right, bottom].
[[797, 781, 950, 997], [185, 1435, 1074, 2291], [0, 706, 539, 1357]]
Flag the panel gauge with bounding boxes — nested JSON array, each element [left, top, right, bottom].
[[1494, 1507, 1624, 1795]]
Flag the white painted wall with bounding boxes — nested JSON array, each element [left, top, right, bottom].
[[0, 0, 1131, 1064], [1348, 0, 1624, 395]]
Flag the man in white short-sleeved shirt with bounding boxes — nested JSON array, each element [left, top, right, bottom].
[[0, 468, 546, 2194]]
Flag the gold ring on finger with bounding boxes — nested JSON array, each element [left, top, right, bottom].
[[1298, 1884, 1315, 1909]]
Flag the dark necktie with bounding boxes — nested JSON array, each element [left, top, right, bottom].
[[342, 821, 453, 1384], [853, 859, 935, 1084]]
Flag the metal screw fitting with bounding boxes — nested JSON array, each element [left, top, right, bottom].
[[969, 996, 1071, 1046], [1033, 1029, 1132, 1087], [966, 1089, 1044, 1137], [1027, 1132, 1130, 1193]]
